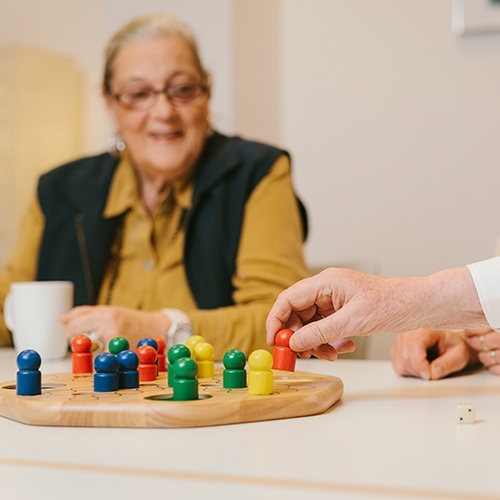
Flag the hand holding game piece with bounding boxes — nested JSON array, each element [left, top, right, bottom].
[[16, 349, 42, 396], [194, 342, 214, 378], [167, 344, 191, 386], [93, 352, 119, 392], [108, 337, 130, 355], [272, 328, 297, 372], [172, 357, 198, 401], [266, 266, 485, 361], [136, 345, 157, 382], [248, 349, 273, 395], [71, 335, 93, 374], [223, 349, 247, 389], [117, 349, 139, 389]]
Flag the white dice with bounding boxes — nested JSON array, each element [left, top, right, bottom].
[[457, 403, 475, 424]]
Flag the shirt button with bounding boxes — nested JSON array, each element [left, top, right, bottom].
[[143, 260, 154, 271]]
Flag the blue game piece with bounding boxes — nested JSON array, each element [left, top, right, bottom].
[[93, 352, 119, 392], [136, 337, 159, 351], [117, 349, 139, 370], [117, 349, 139, 389], [16, 349, 42, 396]]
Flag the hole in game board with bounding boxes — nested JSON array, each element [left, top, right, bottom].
[[2, 383, 66, 391], [146, 394, 212, 402]]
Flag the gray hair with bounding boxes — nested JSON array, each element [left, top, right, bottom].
[[103, 13, 207, 93]]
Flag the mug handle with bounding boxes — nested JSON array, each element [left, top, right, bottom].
[[3, 292, 14, 331]]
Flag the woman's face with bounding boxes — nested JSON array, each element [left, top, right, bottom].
[[106, 35, 210, 183]]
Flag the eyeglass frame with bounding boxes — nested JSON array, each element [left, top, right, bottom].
[[109, 80, 210, 111]]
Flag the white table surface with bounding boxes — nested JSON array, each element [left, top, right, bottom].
[[0, 347, 499, 500]]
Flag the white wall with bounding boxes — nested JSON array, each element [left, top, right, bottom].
[[279, 0, 500, 278]]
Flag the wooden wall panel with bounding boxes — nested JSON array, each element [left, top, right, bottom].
[[0, 46, 83, 266]]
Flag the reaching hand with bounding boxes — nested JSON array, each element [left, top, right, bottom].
[[266, 267, 486, 361]]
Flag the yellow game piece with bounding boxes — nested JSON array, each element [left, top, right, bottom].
[[194, 342, 214, 379], [185, 335, 206, 360], [248, 349, 273, 395]]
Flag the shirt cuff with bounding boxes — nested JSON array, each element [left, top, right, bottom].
[[467, 256, 500, 330]]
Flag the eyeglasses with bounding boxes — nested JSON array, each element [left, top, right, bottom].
[[111, 81, 209, 111]]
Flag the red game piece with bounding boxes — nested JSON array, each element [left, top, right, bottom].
[[136, 345, 157, 382], [71, 335, 93, 374], [272, 328, 297, 372], [154, 337, 167, 372]]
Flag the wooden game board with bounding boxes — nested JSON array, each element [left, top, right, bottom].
[[0, 368, 343, 428]]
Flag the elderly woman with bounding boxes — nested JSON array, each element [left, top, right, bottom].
[[0, 13, 308, 359]]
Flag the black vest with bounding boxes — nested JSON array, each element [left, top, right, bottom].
[[36, 132, 307, 309]]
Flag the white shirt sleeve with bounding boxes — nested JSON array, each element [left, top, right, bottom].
[[467, 256, 500, 330]]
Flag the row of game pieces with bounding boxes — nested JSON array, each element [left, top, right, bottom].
[[16, 329, 297, 399]]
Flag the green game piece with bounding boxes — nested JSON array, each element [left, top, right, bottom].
[[167, 344, 191, 387], [108, 337, 130, 355], [172, 357, 198, 401], [223, 349, 247, 389]]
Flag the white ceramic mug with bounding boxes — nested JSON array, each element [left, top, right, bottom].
[[4, 281, 74, 360]]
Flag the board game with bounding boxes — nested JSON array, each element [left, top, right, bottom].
[[0, 368, 343, 428]]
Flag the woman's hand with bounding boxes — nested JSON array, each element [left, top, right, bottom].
[[60, 305, 171, 350]]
